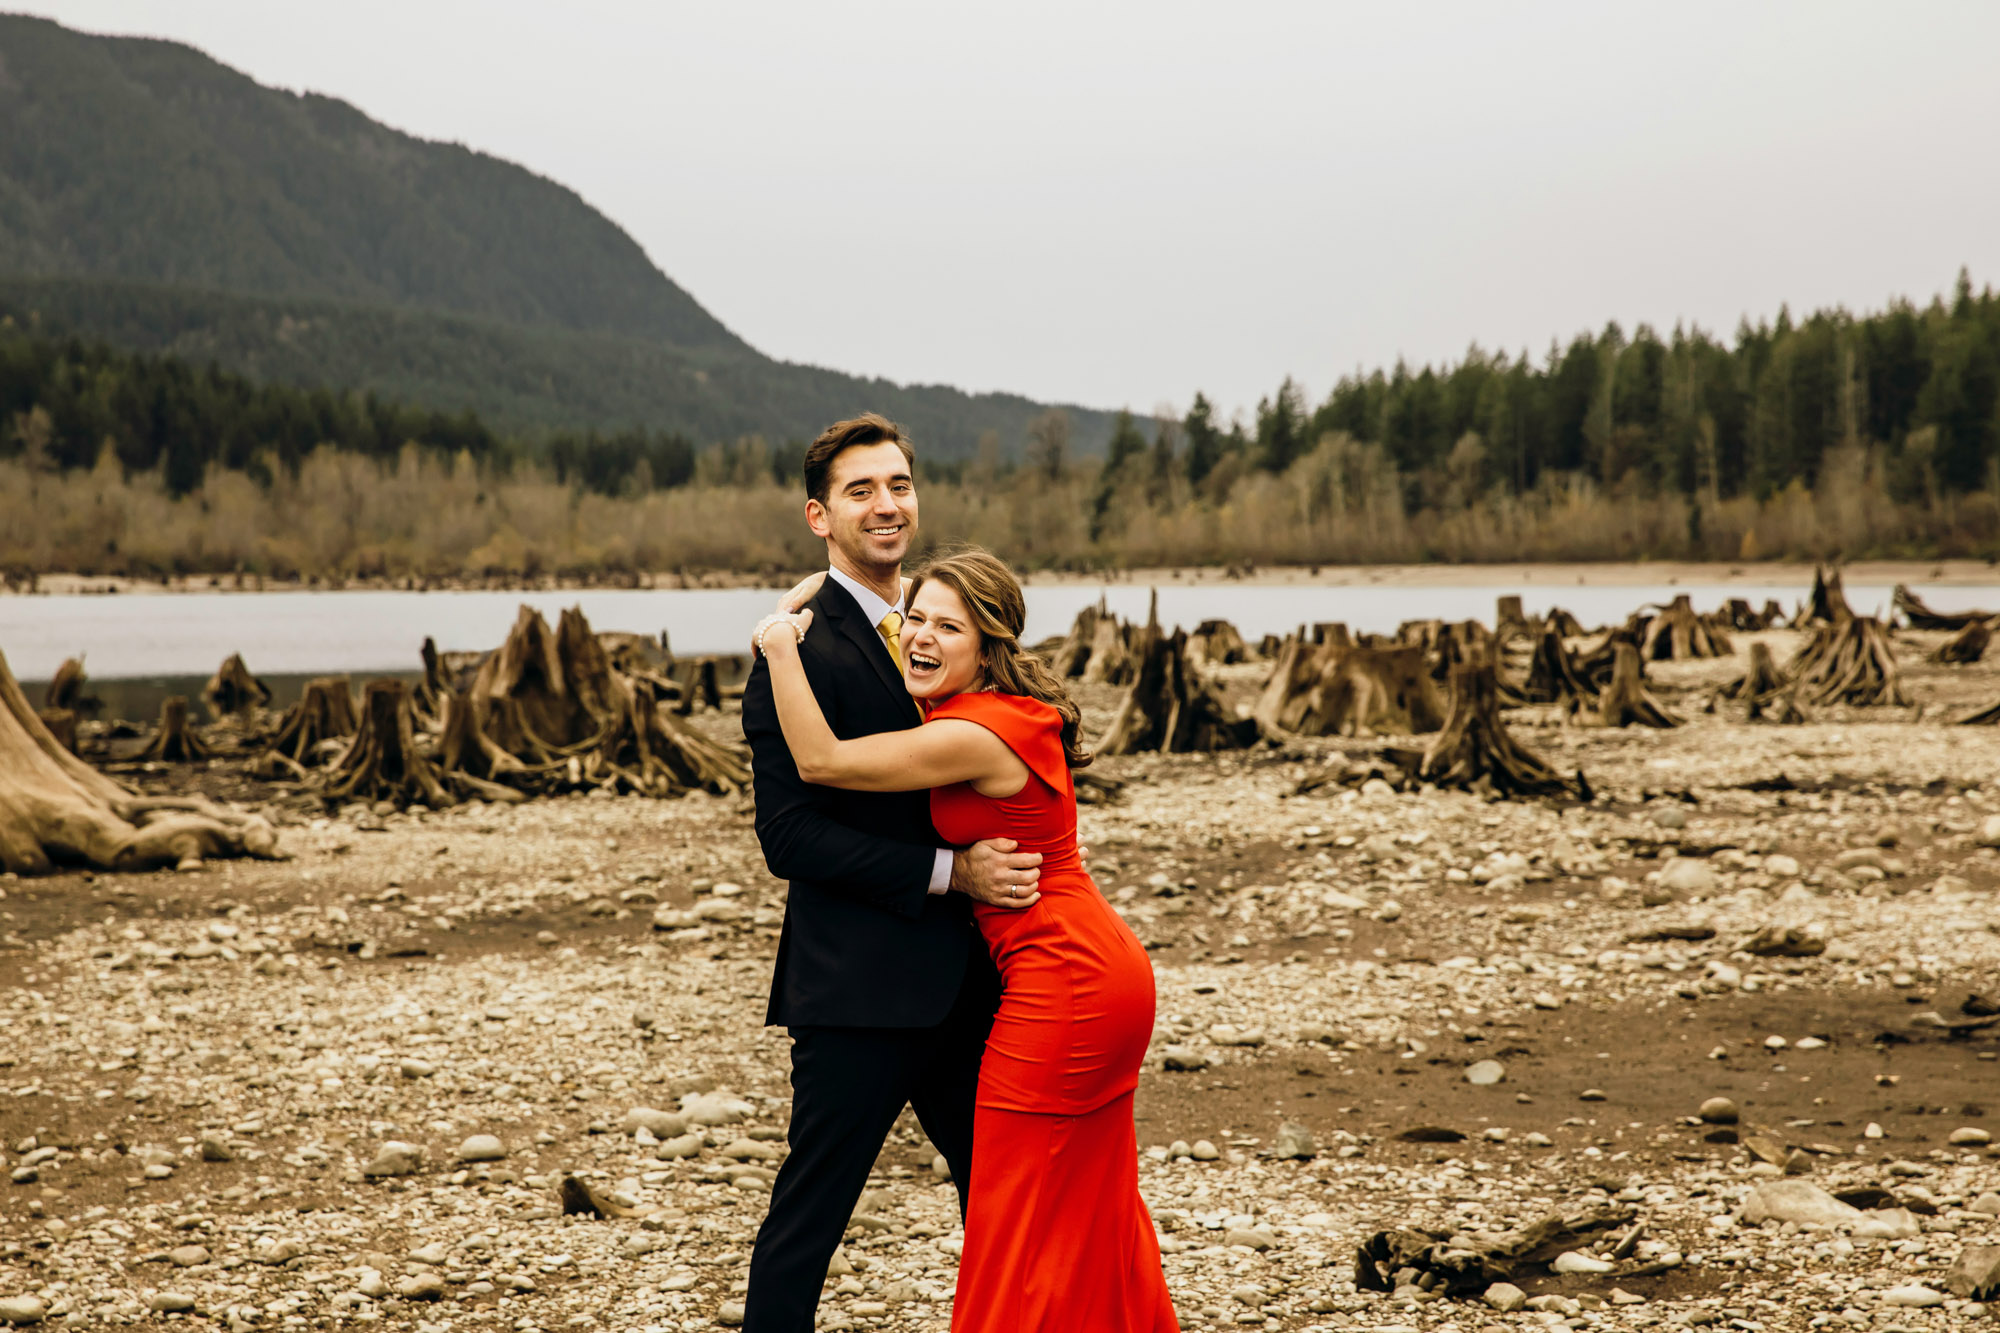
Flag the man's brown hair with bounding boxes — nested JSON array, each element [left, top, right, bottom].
[[802, 413, 916, 505]]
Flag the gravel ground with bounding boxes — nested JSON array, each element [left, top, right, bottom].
[[2, 629, 1999, 1331]]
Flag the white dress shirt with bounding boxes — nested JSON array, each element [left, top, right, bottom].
[[825, 566, 954, 896]]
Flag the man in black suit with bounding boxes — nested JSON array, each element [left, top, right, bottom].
[[740, 413, 1044, 1333]]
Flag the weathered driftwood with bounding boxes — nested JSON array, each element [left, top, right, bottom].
[[1895, 584, 1992, 631], [1930, 618, 1993, 664], [264, 676, 360, 767], [1958, 698, 2000, 726], [1640, 594, 1732, 659], [1356, 1205, 1637, 1296], [1595, 643, 1681, 728], [1799, 565, 1855, 627], [1389, 663, 1588, 800], [38, 708, 77, 754], [1788, 615, 1910, 707], [137, 696, 211, 762], [0, 646, 280, 874], [1576, 615, 1646, 687], [203, 653, 272, 717], [1254, 638, 1444, 737], [1099, 603, 1258, 755], [1520, 622, 1596, 712]]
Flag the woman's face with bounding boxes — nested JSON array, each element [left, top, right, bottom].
[[903, 581, 984, 701]]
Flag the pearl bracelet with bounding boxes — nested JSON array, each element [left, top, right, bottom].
[[756, 617, 803, 655]]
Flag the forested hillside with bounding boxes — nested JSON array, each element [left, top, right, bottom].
[[0, 16, 1117, 457]]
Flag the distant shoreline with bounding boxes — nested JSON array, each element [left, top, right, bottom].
[[7, 557, 1998, 598]]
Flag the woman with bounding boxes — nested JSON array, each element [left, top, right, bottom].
[[753, 547, 1178, 1333]]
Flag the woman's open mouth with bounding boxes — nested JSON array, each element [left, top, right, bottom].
[[906, 651, 941, 680]]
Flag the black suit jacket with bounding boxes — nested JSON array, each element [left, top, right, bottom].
[[743, 578, 995, 1029]]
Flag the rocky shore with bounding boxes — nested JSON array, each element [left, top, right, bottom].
[[1, 645, 1998, 1331]]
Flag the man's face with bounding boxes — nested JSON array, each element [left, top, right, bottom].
[[807, 440, 919, 573]]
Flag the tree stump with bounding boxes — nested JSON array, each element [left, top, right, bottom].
[[1576, 616, 1646, 687], [1930, 619, 1992, 665], [1391, 663, 1587, 800], [1495, 595, 1532, 641], [1543, 607, 1588, 639], [1185, 619, 1252, 668], [1799, 565, 1854, 627], [44, 655, 99, 715], [1520, 622, 1597, 712], [1595, 643, 1681, 728], [1098, 625, 1257, 756], [322, 680, 457, 809], [1788, 615, 1910, 707], [585, 678, 749, 792], [38, 708, 77, 754], [411, 637, 454, 729], [1640, 594, 1732, 659], [264, 676, 360, 767], [438, 693, 537, 791], [1721, 641, 1805, 722], [0, 647, 280, 874], [1895, 584, 1991, 631], [1254, 638, 1443, 737], [1079, 609, 1143, 687], [1047, 601, 1107, 678], [1310, 622, 1352, 648], [672, 657, 723, 715], [203, 653, 272, 717], [136, 696, 211, 762]]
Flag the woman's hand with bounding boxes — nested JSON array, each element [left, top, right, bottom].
[[776, 571, 826, 614], [753, 610, 813, 657]]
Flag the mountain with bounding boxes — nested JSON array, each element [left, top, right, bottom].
[[0, 14, 1114, 455]]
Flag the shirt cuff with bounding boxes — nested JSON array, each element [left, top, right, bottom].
[[928, 848, 954, 895]]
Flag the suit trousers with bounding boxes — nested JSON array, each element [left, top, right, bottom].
[[742, 972, 993, 1333]]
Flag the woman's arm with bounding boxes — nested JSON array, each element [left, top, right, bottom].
[[761, 613, 1026, 794]]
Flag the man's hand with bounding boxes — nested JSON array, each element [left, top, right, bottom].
[[950, 838, 1043, 910]]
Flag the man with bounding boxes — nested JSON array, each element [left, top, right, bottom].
[[740, 413, 1043, 1333]]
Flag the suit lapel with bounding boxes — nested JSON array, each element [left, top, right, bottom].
[[816, 581, 921, 724]]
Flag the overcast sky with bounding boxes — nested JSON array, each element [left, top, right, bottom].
[[28, 1, 2000, 419]]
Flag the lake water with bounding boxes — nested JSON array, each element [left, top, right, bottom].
[[3, 579, 1996, 689]]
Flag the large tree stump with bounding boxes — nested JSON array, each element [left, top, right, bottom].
[[1895, 584, 1991, 631], [1047, 600, 1107, 678], [1930, 619, 1993, 665], [1788, 615, 1911, 707], [411, 636, 454, 729], [1640, 594, 1732, 659], [1253, 637, 1443, 737], [672, 657, 723, 715], [1391, 663, 1587, 800], [38, 708, 77, 754], [1595, 643, 1681, 728], [1520, 623, 1597, 712], [1543, 607, 1587, 639], [321, 680, 457, 809], [203, 653, 272, 717], [0, 647, 279, 874], [583, 678, 749, 793], [264, 676, 360, 767], [137, 696, 212, 762], [1721, 641, 1805, 722], [1495, 595, 1533, 642], [1099, 623, 1257, 756]]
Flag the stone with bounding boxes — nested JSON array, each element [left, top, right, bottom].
[[1881, 1284, 1946, 1308], [396, 1274, 447, 1301], [362, 1141, 424, 1177], [1465, 1060, 1506, 1086], [398, 1058, 435, 1079], [1698, 1096, 1739, 1124], [1161, 1046, 1208, 1072], [1977, 814, 2000, 848], [408, 1243, 450, 1266], [1946, 1245, 2000, 1300], [1552, 1251, 1613, 1274], [716, 1301, 747, 1326], [253, 1238, 305, 1265], [623, 1107, 690, 1138], [198, 1132, 234, 1162], [167, 1244, 211, 1267], [147, 1293, 197, 1313], [1207, 1024, 1265, 1046], [1765, 854, 1801, 877], [1656, 859, 1717, 894], [719, 1139, 782, 1162], [1271, 1122, 1316, 1160], [1651, 804, 1688, 830], [1948, 1126, 1991, 1147], [681, 1091, 755, 1126], [1970, 1192, 2000, 1217], [655, 1133, 703, 1160], [455, 1134, 506, 1163], [1483, 1282, 1527, 1313], [0, 1297, 46, 1325], [1223, 1227, 1276, 1251], [1740, 1180, 1862, 1228], [1190, 1140, 1220, 1161], [1853, 1209, 1920, 1240]]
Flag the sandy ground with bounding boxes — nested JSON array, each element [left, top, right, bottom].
[[1, 632, 1999, 1330], [10, 560, 2000, 598]]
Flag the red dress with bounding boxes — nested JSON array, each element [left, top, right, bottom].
[[927, 691, 1179, 1333]]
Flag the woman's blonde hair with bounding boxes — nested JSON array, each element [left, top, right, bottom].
[[908, 545, 1092, 769]]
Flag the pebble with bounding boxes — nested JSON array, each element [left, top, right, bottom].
[[1948, 1127, 1992, 1147], [1698, 1096, 1739, 1124], [1656, 858, 1716, 893], [1465, 1059, 1506, 1086], [1552, 1251, 1613, 1274], [1970, 1192, 2000, 1216], [1271, 1122, 1316, 1160], [146, 1293, 197, 1313], [1483, 1282, 1527, 1313], [167, 1244, 210, 1267], [456, 1133, 507, 1162], [1190, 1140, 1220, 1161], [0, 1297, 45, 1326], [396, 1274, 447, 1301], [362, 1141, 424, 1177], [1881, 1284, 1947, 1308]]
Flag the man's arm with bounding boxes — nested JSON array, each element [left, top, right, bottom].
[[743, 649, 937, 920]]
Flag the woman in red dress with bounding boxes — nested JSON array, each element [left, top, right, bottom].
[[756, 547, 1179, 1333]]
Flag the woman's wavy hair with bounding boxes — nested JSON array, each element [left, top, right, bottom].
[[908, 545, 1092, 769]]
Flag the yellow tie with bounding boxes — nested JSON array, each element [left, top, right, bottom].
[[878, 611, 905, 672]]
